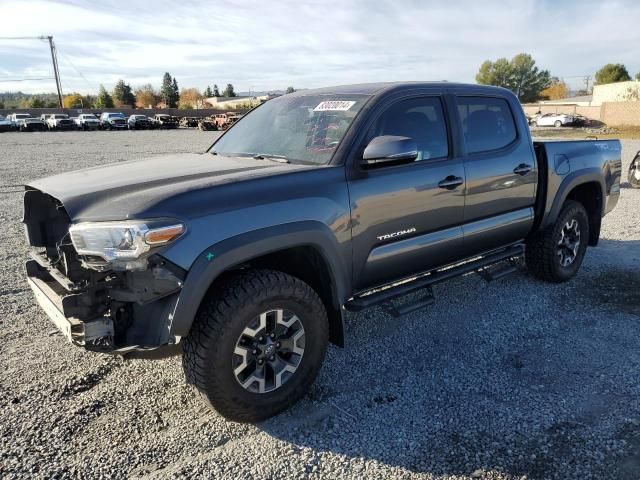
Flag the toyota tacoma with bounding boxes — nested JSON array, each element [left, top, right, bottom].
[[24, 82, 621, 422]]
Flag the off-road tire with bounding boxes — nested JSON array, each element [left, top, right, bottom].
[[183, 269, 329, 422], [526, 200, 589, 282]]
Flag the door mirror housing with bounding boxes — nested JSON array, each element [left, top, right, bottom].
[[361, 135, 418, 167]]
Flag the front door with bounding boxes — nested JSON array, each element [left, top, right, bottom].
[[348, 96, 466, 291]]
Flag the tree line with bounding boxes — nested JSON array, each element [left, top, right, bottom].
[[476, 53, 640, 102], [0, 73, 247, 110], [65, 73, 241, 110]]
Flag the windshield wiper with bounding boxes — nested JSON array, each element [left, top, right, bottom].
[[253, 154, 290, 163]]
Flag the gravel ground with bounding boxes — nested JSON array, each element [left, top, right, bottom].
[[0, 130, 639, 480]]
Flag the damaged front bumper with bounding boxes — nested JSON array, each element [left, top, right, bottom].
[[25, 252, 185, 356]]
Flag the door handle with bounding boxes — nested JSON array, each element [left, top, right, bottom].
[[513, 163, 532, 175], [438, 175, 464, 189]]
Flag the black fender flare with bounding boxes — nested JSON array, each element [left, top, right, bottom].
[[168, 221, 350, 346], [542, 168, 605, 230]]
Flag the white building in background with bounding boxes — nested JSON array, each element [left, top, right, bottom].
[[592, 80, 640, 105], [204, 94, 278, 109], [539, 94, 594, 107], [537, 81, 640, 107]]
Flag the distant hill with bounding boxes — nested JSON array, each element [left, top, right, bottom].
[[236, 90, 286, 97], [0, 91, 59, 108]]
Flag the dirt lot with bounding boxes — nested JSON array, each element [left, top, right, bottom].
[[0, 130, 639, 479]]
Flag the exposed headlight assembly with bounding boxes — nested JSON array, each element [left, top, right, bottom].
[[69, 220, 184, 271]]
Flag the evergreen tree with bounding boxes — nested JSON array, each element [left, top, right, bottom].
[[112, 79, 135, 107], [204, 85, 213, 97], [223, 83, 236, 97], [595, 63, 632, 85], [213, 84, 220, 97], [171, 78, 180, 107], [476, 53, 551, 103], [161, 72, 177, 108], [95, 85, 114, 108]]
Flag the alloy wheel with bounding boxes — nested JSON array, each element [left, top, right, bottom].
[[232, 309, 305, 394], [557, 218, 581, 267]]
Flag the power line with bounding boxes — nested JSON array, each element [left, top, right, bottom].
[[56, 48, 96, 91], [0, 77, 54, 82], [0, 35, 63, 107]]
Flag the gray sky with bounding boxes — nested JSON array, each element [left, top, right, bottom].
[[1, 0, 639, 94]]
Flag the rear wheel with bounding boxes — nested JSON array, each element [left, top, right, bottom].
[[183, 269, 329, 422], [526, 200, 589, 282], [554, 120, 562, 127], [628, 155, 640, 188]]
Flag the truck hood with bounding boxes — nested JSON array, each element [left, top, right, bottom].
[[27, 153, 314, 221]]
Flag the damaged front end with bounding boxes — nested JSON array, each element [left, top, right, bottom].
[[23, 188, 186, 354]]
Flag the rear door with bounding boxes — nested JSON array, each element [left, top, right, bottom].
[[348, 95, 466, 291], [454, 95, 537, 256]]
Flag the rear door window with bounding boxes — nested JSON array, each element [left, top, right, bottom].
[[456, 97, 517, 154]]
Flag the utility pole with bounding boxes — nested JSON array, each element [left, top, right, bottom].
[[43, 36, 63, 108], [584, 75, 592, 94], [0, 35, 65, 106]]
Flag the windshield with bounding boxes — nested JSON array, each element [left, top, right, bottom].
[[53, 114, 68, 119], [15, 114, 30, 119], [211, 94, 370, 164], [109, 113, 125, 118]]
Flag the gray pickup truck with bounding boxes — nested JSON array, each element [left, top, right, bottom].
[[23, 82, 621, 422]]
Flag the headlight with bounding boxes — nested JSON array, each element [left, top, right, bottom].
[[69, 220, 184, 270]]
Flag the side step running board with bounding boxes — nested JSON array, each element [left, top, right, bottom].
[[345, 244, 524, 312]]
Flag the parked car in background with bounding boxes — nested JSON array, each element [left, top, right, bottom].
[[530, 113, 574, 127], [18, 117, 47, 132], [213, 112, 243, 129], [39, 114, 49, 123], [127, 114, 152, 130], [75, 114, 101, 130], [629, 151, 640, 189], [197, 117, 218, 131], [570, 114, 591, 127], [0, 115, 16, 132], [100, 112, 127, 130], [7, 113, 31, 128], [46, 114, 75, 131], [179, 117, 200, 128], [153, 114, 179, 128]]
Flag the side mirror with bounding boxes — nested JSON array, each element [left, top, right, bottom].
[[361, 135, 418, 167]]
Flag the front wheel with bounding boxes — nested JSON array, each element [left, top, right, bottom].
[[628, 155, 640, 188], [183, 269, 329, 422], [526, 200, 589, 282], [554, 120, 562, 127]]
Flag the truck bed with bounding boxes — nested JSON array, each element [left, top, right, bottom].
[[533, 139, 622, 235]]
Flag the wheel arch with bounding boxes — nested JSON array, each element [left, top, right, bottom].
[[545, 173, 604, 246], [169, 222, 350, 347]]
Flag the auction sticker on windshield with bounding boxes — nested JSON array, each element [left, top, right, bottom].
[[313, 101, 356, 112]]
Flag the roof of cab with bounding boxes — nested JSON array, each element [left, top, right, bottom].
[[288, 81, 513, 97]]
